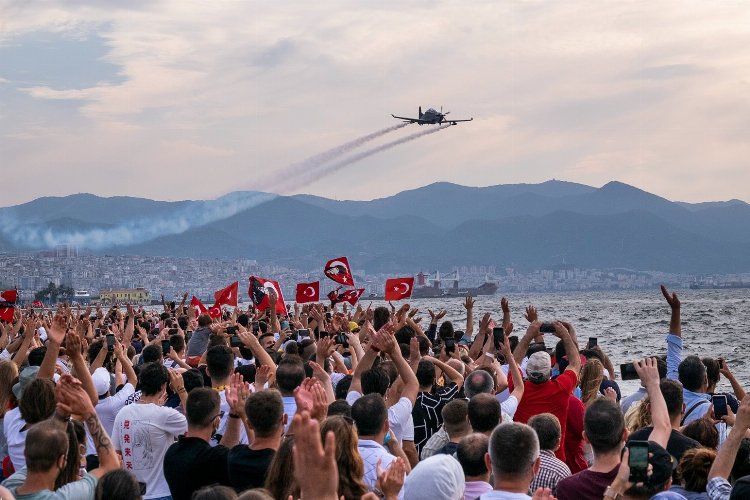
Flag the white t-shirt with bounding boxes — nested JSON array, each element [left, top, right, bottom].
[[3, 408, 26, 471], [347, 391, 414, 443], [111, 402, 187, 500], [211, 389, 249, 447], [86, 383, 136, 455]]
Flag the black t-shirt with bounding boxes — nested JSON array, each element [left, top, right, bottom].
[[627, 427, 700, 463], [164, 436, 230, 500], [228, 446, 276, 491]]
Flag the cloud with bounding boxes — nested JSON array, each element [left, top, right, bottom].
[[1, 1, 750, 206]]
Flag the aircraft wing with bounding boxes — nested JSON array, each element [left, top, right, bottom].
[[447, 118, 473, 123], [391, 114, 432, 124]]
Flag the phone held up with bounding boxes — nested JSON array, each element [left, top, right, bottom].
[[627, 441, 649, 483], [620, 362, 639, 381], [492, 327, 505, 350], [712, 394, 728, 419], [539, 322, 556, 334], [106, 334, 115, 353]]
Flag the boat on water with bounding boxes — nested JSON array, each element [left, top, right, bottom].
[[369, 270, 498, 300]]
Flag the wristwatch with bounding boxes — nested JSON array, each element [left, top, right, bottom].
[[604, 486, 623, 500]]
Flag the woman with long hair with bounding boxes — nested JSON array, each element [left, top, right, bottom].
[[264, 435, 296, 500], [320, 415, 368, 500], [0, 361, 19, 470], [579, 359, 604, 407]]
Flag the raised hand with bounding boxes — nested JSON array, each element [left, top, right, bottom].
[[634, 357, 660, 388], [524, 305, 538, 323], [56, 374, 96, 419], [660, 285, 680, 309], [376, 457, 407, 499], [478, 312, 492, 334], [500, 297, 510, 314], [464, 295, 475, 311], [255, 364, 271, 390], [292, 411, 339, 500], [47, 313, 67, 344]]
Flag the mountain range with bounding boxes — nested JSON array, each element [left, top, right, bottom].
[[2, 180, 750, 274]]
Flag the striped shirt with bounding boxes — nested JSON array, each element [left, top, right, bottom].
[[530, 450, 571, 495], [412, 383, 460, 454]]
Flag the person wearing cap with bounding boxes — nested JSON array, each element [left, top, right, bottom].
[[511, 321, 581, 462], [403, 454, 465, 499]]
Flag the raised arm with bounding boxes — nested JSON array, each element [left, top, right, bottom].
[[464, 295, 475, 339], [469, 313, 491, 361], [238, 328, 277, 378], [380, 329, 419, 406], [65, 332, 98, 406], [56, 374, 119, 477], [39, 313, 67, 380], [513, 321, 541, 365], [636, 357, 670, 449], [500, 333, 524, 402], [719, 358, 747, 401], [423, 355, 464, 387], [553, 321, 580, 375], [661, 285, 681, 337], [115, 342, 138, 387], [660, 285, 682, 381]]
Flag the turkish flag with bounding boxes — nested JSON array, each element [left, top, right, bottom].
[[384, 277, 415, 301], [214, 281, 239, 307], [329, 287, 364, 306], [295, 282, 320, 304], [190, 296, 208, 316], [1, 290, 18, 304], [207, 304, 223, 319], [324, 256, 355, 286], [0, 289, 17, 322], [32, 300, 44, 308], [249, 276, 287, 315]]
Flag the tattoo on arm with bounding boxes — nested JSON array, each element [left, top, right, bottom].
[[85, 414, 113, 455]]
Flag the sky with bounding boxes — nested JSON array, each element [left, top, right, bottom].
[[2, 1, 750, 207]]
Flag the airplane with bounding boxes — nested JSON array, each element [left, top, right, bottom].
[[392, 106, 473, 125]]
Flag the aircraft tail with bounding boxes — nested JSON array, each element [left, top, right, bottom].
[[419, 106, 422, 118]]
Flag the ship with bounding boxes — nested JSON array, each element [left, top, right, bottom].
[[369, 270, 498, 300]]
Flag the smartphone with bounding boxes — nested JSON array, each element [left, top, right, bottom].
[[325, 312, 332, 321], [627, 441, 649, 483], [444, 338, 455, 354], [492, 327, 505, 349], [252, 321, 260, 333], [161, 339, 171, 357], [713, 394, 728, 419], [226, 326, 239, 335], [95, 328, 102, 337], [230, 335, 243, 348], [106, 334, 115, 352], [620, 362, 639, 381], [298, 329, 310, 340], [588, 337, 598, 348], [168, 328, 178, 335], [539, 322, 556, 333], [335, 333, 349, 348]]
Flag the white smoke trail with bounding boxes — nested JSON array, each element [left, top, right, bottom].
[[0, 124, 411, 251], [257, 122, 408, 192], [0, 191, 277, 250], [286, 124, 453, 189]]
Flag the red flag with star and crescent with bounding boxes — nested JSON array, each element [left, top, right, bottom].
[[384, 277, 415, 301], [207, 303, 223, 319], [0, 289, 18, 323], [324, 257, 355, 286], [328, 287, 364, 306], [295, 282, 320, 304], [190, 296, 208, 316], [249, 276, 287, 314], [214, 281, 239, 307]]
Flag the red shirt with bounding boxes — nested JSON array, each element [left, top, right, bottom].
[[563, 395, 587, 474], [511, 369, 578, 461]]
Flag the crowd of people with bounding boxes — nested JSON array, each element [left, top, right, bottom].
[[0, 284, 746, 500]]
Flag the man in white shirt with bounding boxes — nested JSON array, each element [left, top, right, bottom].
[[352, 393, 409, 498], [112, 362, 187, 500]]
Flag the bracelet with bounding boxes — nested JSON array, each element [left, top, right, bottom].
[[229, 413, 241, 419], [176, 387, 186, 393]]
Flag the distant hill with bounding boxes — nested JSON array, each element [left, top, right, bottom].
[[1, 181, 749, 273]]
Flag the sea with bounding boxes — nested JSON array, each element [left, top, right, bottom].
[[365, 288, 750, 397]]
